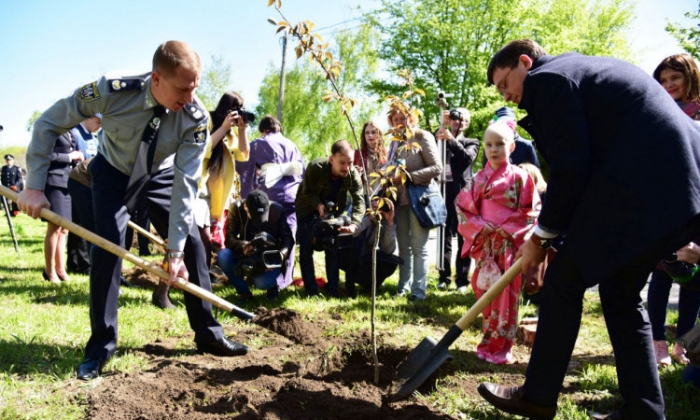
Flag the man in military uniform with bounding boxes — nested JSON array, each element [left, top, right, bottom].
[[19, 40, 248, 381], [1, 154, 23, 216]]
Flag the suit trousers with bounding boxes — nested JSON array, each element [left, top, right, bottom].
[[522, 246, 668, 419], [66, 178, 92, 274], [84, 154, 223, 361]]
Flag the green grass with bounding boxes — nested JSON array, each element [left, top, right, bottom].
[[0, 213, 698, 419]]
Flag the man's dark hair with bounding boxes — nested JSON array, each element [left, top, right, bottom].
[[487, 39, 547, 85], [331, 139, 353, 156], [258, 115, 282, 134]]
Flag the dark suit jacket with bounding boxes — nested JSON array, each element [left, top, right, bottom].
[[46, 132, 78, 188], [518, 53, 700, 285]]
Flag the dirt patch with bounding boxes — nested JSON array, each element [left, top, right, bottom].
[[82, 311, 459, 420], [124, 267, 162, 289], [252, 307, 325, 345]]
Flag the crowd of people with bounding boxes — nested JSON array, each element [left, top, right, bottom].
[[10, 38, 700, 419]]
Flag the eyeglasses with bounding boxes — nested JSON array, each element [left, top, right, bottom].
[[495, 62, 518, 94]]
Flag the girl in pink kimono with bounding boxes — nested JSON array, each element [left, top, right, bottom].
[[456, 120, 540, 364]]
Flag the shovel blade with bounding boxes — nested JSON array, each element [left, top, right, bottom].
[[392, 336, 453, 401]]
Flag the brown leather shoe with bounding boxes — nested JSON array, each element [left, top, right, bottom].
[[477, 383, 556, 420]]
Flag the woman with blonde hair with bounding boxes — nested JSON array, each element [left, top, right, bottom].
[[387, 108, 442, 301]]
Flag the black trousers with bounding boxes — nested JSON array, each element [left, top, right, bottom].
[[520, 215, 700, 419], [439, 181, 471, 286], [66, 179, 92, 274], [84, 154, 223, 361]]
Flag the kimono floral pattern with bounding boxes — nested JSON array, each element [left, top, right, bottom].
[[455, 162, 540, 364]]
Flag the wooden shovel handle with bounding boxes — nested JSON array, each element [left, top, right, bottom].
[[0, 185, 253, 320], [454, 258, 522, 331]]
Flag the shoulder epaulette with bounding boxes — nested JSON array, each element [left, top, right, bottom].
[[183, 102, 207, 121], [108, 77, 146, 92]]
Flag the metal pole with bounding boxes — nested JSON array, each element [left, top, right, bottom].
[[1, 195, 20, 256], [277, 34, 288, 123], [435, 92, 450, 271]]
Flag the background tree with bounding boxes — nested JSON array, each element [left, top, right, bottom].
[[198, 55, 234, 111], [366, 0, 635, 151], [666, 1, 700, 59], [26, 110, 42, 133], [255, 24, 383, 159]]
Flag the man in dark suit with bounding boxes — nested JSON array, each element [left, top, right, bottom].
[[478, 39, 700, 420]]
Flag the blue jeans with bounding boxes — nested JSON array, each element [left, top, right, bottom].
[[296, 213, 340, 295], [396, 204, 430, 299], [647, 268, 700, 341], [217, 248, 280, 295]]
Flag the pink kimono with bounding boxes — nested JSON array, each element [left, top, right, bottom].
[[456, 162, 540, 363]]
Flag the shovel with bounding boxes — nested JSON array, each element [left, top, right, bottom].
[[392, 257, 522, 401], [0, 185, 255, 321]]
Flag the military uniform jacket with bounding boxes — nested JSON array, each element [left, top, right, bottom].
[[518, 53, 700, 285], [25, 72, 209, 250], [1, 165, 22, 190]]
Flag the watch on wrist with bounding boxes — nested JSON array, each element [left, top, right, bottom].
[[531, 234, 553, 250], [167, 251, 185, 259]]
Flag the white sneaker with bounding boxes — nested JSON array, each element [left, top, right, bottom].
[[437, 281, 448, 290], [396, 289, 408, 298], [457, 286, 468, 294], [654, 340, 672, 366]]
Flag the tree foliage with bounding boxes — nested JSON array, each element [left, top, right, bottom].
[[26, 110, 42, 133], [366, 0, 634, 142], [255, 24, 383, 159], [198, 55, 234, 111], [666, 2, 700, 59]]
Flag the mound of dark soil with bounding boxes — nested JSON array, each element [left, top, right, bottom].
[[82, 312, 461, 419]]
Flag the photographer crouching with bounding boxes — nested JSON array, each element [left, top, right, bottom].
[[295, 140, 365, 297], [217, 190, 294, 303]]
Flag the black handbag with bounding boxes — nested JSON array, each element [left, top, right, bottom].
[[406, 179, 447, 229]]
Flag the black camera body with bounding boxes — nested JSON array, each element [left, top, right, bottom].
[[235, 232, 281, 278], [233, 107, 256, 125], [310, 214, 354, 251]]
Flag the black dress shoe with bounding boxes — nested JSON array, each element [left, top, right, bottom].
[[77, 358, 106, 380], [588, 411, 623, 419], [477, 383, 556, 420], [196, 337, 248, 357]]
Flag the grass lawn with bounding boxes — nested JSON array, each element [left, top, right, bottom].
[[0, 211, 698, 419]]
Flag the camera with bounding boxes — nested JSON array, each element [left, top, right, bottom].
[[232, 107, 256, 125], [449, 109, 463, 121], [310, 202, 354, 251], [235, 232, 281, 278], [661, 253, 699, 284]]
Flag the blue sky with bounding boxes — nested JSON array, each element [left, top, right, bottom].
[[0, 0, 696, 147]]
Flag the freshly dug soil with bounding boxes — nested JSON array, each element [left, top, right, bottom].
[[79, 306, 489, 419]]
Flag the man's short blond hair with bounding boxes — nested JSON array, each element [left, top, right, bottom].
[[152, 40, 201, 77]]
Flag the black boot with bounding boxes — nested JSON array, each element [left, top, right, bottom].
[[152, 282, 175, 309]]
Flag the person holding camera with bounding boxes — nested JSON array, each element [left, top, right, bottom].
[[295, 139, 365, 297], [217, 190, 293, 303], [340, 197, 401, 297], [434, 107, 480, 293]]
